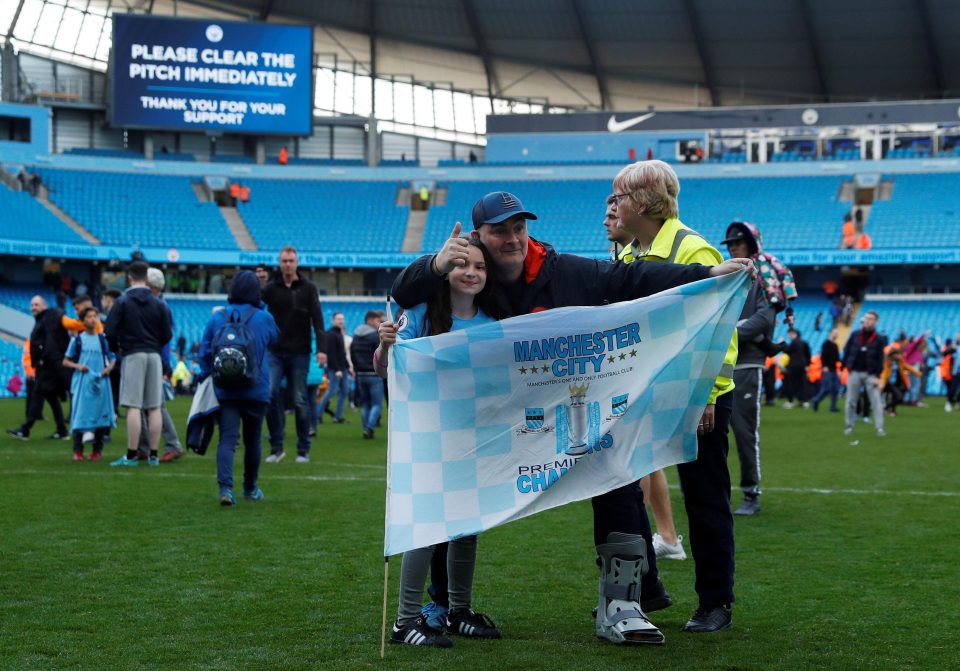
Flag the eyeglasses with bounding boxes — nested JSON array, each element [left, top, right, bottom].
[[611, 192, 630, 205]]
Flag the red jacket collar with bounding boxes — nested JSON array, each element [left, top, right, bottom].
[[524, 238, 547, 284]]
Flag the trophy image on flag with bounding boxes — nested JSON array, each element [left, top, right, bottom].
[[566, 383, 590, 455]]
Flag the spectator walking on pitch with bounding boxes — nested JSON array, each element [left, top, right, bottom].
[[350, 311, 386, 440], [842, 311, 887, 436], [319, 312, 351, 424]]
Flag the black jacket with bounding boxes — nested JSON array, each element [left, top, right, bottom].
[[734, 281, 776, 369], [821, 340, 840, 372], [30, 307, 69, 371], [104, 286, 173, 356], [391, 237, 713, 316], [784, 338, 811, 370], [842, 329, 887, 376], [262, 275, 326, 355], [350, 324, 379, 374], [325, 326, 349, 372]]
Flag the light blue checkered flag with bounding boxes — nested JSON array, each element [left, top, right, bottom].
[[385, 271, 749, 555]]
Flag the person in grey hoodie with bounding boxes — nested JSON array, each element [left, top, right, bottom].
[[349, 310, 385, 439]]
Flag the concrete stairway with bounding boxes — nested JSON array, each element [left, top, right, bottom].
[[36, 183, 101, 244], [219, 206, 257, 250], [402, 210, 429, 253]]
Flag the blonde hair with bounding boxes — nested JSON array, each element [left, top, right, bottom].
[[613, 160, 680, 220]]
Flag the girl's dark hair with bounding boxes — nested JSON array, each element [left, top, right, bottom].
[[78, 306, 98, 320], [424, 237, 502, 336]]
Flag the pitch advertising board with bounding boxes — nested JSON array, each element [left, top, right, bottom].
[[111, 14, 313, 135]]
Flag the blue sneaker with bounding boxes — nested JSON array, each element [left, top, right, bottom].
[[110, 456, 139, 467], [220, 488, 236, 506], [146, 457, 160, 466], [243, 487, 264, 501], [421, 601, 448, 631]]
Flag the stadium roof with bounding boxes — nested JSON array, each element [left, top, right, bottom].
[[182, 0, 960, 109]]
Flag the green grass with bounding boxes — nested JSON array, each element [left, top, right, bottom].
[[1, 397, 957, 670]]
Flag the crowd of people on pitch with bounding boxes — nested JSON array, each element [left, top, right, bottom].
[[762, 317, 960, 425]]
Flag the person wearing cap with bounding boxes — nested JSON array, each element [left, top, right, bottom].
[[142, 267, 186, 463], [391, 186, 754, 645], [611, 160, 742, 634], [722, 226, 778, 517]]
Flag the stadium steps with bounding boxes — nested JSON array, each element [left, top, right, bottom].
[[35, 183, 100, 245], [219, 206, 257, 250], [402, 209, 429, 253], [192, 182, 211, 203], [834, 302, 861, 349]]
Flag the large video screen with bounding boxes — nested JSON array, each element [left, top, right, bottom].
[[111, 14, 313, 136]]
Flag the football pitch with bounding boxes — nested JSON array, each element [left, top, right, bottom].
[[1, 396, 956, 670]]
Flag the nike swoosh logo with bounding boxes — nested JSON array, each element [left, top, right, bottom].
[[607, 112, 656, 133]]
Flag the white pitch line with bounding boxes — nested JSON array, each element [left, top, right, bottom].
[[0, 469, 382, 483], [1, 469, 957, 497]]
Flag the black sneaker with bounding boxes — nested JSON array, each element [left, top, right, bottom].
[[446, 608, 501, 639], [6, 428, 28, 441], [390, 616, 453, 647], [682, 605, 732, 633]]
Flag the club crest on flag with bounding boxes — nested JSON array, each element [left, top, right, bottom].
[[519, 407, 553, 433], [610, 393, 629, 418]]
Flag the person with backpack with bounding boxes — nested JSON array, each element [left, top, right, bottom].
[[62, 307, 116, 461], [199, 270, 279, 506]]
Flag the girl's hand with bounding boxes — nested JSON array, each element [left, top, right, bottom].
[[379, 321, 398, 347], [79, 365, 89, 373]]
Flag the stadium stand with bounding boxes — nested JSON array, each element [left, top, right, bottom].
[[0, 183, 89, 244], [237, 179, 408, 252], [420, 175, 850, 254], [36, 168, 237, 249], [866, 174, 959, 249]]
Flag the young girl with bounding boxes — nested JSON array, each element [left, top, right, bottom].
[[62, 307, 116, 461], [376, 237, 502, 648]]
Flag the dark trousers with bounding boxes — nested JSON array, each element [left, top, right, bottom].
[[266, 352, 311, 456], [72, 428, 105, 453], [762, 366, 777, 405], [731, 367, 763, 498], [217, 400, 267, 492], [677, 396, 735, 609], [592, 481, 662, 598], [782, 367, 806, 402], [21, 382, 66, 436], [811, 370, 840, 410]]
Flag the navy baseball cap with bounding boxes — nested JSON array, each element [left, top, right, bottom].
[[471, 191, 538, 229]]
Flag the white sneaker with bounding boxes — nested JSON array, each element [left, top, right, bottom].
[[877, 429, 886, 437], [652, 533, 687, 561], [295, 455, 310, 463], [783, 401, 794, 409], [265, 451, 286, 463], [844, 427, 853, 436], [945, 402, 953, 413]]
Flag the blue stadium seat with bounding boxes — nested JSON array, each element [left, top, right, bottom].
[[0, 184, 89, 244], [867, 174, 960, 248]]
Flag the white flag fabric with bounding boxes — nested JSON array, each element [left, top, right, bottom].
[[384, 272, 749, 556]]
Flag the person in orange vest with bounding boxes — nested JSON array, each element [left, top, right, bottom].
[[763, 355, 778, 406], [62, 295, 103, 335], [229, 182, 240, 205], [854, 232, 873, 250], [240, 185, 250, 203], [880, 344, 920, 416], [840, 214, 856, 249], [278, 146, 288, 165]]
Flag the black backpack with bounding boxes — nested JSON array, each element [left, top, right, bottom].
[[69, 333, 110, 367], [211, 309, 258, 388]]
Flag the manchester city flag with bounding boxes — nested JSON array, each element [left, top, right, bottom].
[[384, 271, 749, 556]]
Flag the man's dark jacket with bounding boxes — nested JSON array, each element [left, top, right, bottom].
[[261, 274, 326, 356], [784, 337, 811, 370], [391, 237, 713, 316], [350, 324, 379, 374], [735, 281, 776, 369], [821, 339, 841, 372], [325, 326, 349, 372], [104, 286, 172, 356], [842, 328, 887, 376], [30, 307, 70, 394]]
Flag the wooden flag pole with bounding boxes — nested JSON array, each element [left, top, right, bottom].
[[380, 556, 390, 658]]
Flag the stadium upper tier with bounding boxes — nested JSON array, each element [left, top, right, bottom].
[[3, 160, 959, 260], [236, 179, 409, 252], [0, 182, 87, 245], [36, 168, 237, 250], [422, 176, 848, 253]]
